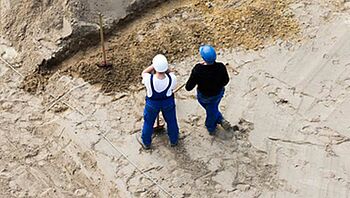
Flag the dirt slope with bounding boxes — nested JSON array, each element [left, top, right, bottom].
[[22, 0, 300, 93], [0, 0, 166, 74]]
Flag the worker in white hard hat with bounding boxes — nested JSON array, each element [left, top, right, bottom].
[[137, 54, 179, 150]]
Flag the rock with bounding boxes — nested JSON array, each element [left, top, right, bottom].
[[189, 115, 200, 123], [2, 102, 13, 110], [74, 188, 88, 196], [12, 63, 21, 68], [112, 93, 128, 101], [310, 117, 321, 122], [28, 114, 42, 121], [135, 188, 147, 193], [52, 103, 69, 113], [236, 184, 250, 192], [206, 2, 213, 8], [241, 156, 252, 164], [38, 160, 46, 166]]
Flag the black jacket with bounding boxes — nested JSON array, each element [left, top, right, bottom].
[[185, 62, 230, 97]]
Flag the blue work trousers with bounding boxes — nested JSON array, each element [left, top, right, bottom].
[[141, 98, 179, 146], [197, 89, 224, 132]]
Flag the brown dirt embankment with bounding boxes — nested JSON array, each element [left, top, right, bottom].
[[22, 0, 300, 94]]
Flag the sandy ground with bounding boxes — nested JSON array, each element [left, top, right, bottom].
[[1, 0, 350, 197]]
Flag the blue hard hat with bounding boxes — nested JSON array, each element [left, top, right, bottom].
[[199, 45, 217, 64]]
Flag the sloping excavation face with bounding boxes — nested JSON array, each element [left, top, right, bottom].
[[0, 0, 166, 92]]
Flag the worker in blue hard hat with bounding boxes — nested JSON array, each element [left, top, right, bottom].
[[185, 45, 232, 135], [137, 54, 179, 149]]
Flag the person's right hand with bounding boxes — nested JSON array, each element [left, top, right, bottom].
[[142, 65, 155, 75]]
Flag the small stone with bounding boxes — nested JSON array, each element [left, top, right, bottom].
[[112, 93, 128, 101], [237, 184, 250, 192], [74, 188, 87, 196], [206, 2, 213, 8], [13, 63, 22, 68], [29, 114, 42, 121], [189, 115, 200, 123], [38, 161, 46, 166], [2, 102, 13, 110], [135, 188, 146, 193], [310, 117, 321, 122]]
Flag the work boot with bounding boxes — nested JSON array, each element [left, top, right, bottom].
[[208, 128, 218, 136], [220, 118, 232, 131], [170, 141, 178, 147], [136, 134, 151, 150]]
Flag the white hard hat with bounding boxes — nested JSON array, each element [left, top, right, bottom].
[[152, 54, 168, 72]]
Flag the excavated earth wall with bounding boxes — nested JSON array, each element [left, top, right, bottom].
[[0, 0, 166, 72]]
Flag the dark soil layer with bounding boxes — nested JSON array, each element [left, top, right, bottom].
[[23, 0, 300, 94]]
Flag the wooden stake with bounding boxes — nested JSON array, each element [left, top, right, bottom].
[[98, 13, 111, 67]]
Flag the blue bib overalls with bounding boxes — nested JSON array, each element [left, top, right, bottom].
[[141, 73, 179, 146]]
